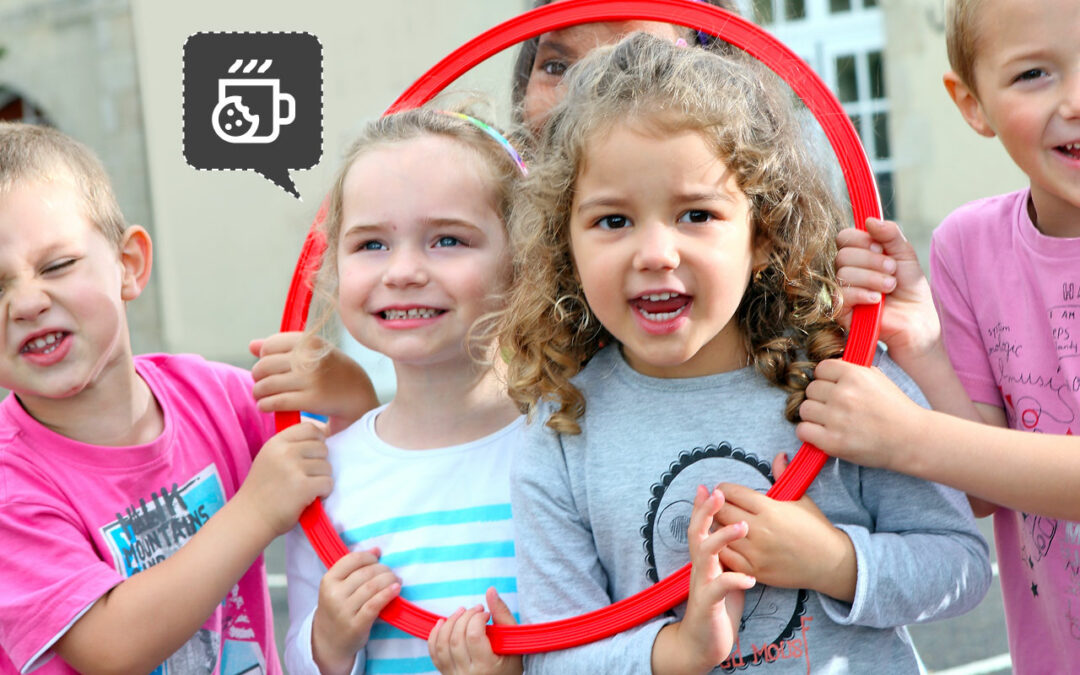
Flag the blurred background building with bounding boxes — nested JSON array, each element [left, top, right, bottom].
[[0, 0, 1026, 368], [0, 2, 1018, 671]]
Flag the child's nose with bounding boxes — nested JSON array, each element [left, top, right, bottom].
[[632, 222, 680, 272], [1061, 72, 1080, 119], [7, 281, 51, 322], [381, 248, 429, 288]]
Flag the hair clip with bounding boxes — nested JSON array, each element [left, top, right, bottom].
[[438, 111, 528, 175], [675, 37, 689, 48]]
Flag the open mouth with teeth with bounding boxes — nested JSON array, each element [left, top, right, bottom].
[[631, 292, 690, 322], [380, 308, 445, 320], [20, 331, 70, 355], [1057, 142, 1080, 160]]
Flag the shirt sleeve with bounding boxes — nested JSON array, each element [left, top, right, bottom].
[[284, 526, 365, 675], [816, 355, 992, 628], [0, 498, 122, 672], [511, 416, 672, 674], [929, 220, 1003, 407], [207, 358, 279, 455]]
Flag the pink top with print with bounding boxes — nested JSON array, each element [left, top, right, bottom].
[[931, 189, 1080, 674], [0, 354, 280, 675]]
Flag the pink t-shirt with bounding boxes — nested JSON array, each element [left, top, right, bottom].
[[931, 189, 1080, 673], [0, 354, 280, 675]]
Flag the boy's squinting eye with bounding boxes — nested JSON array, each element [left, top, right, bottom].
[[43, 258, 76, 274], [677, 210, 715, 224], [596, 215, 630, 230]]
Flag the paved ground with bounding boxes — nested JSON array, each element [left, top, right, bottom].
[[267, 517, 1012, 674]]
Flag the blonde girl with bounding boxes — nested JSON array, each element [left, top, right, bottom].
[[503, 33, 990, 674], [284, 108, 525, 675]]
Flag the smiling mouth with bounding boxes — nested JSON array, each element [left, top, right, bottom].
[[1057, 142, 1080, 160], [380, 308, 445, 320], [632, 292, 690, 322], [20, 331, 69, 355]]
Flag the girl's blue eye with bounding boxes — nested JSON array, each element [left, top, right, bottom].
[[596, 215, 630, 230], [359, 240, 386, 251], [678, 210, 714, 224], [434, 236, 463, 248]]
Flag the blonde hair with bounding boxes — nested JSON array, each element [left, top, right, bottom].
[[945, 0, 987, 93], [307, 106, 523, 347], [503, 33, 847, 434], [0, 122, 127, 249]]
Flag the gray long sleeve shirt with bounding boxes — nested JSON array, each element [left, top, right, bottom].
[[512, 346, 990, 674]]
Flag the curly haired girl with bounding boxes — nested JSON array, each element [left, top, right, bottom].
[[502, 33, 989, 674]]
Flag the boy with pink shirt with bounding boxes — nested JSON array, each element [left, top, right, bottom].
[[0, 122, 372, 674], [796, 0, 1080, 671]]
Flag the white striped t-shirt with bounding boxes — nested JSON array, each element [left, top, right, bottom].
[[284, 406, 522, 675]]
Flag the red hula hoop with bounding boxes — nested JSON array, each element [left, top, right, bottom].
[[276, 0, 884, 655]]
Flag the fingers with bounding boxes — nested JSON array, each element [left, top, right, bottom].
[[715, 483, 763, 514], [248, 338, 264, 358], [428, 605, 492, 672], [771, 452, 790, 479], [487, 587, 518, 626]]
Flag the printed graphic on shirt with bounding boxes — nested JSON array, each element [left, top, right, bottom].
[[99, 465, 266, 675], [986, 281, 1080, 645], [642, 443, 812, 671]]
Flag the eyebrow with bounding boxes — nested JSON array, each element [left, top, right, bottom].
[[534, 36, 575, 59], [341, 218, 484, 238], [575, 190, 736, 215]]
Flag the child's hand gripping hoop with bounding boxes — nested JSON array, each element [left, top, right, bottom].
[[276, 0, 883, 655]]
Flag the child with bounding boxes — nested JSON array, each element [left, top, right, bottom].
[[797, 1, 1080, 671], [0, 122, 372, 674], [283, 108, 526, 675], [501, 34, 990, 673]]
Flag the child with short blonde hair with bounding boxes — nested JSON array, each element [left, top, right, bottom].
[[801, 1, 1080, 671], [0, 122, 370, 674]]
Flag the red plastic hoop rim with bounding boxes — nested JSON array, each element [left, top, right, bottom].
[[277, 0, 883, 655]]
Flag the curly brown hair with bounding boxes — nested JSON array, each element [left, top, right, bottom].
[[502, 33, 847, 434]]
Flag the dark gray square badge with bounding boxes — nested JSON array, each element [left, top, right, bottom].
[[183, 32, 322, 198]]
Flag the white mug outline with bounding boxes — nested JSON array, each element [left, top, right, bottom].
[[211, 77, 296, 144]]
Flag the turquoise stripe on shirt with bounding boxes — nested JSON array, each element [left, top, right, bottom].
[[399, 576, 517, 602], [367, 656, 436, 674], [340, 504, 512, 545], [379, 541, 515, 568]]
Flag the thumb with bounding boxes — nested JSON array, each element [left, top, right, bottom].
[[865, 218, 915, 261], [248, 338, 264, 358], [486, 587, 517, 626], [772, 452, 790, 479]]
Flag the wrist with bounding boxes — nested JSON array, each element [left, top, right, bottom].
[[312, 616, 359, 675], [227, 484, 280, 547], [812, 526, 857, 603], [652, 623, 712, 675]]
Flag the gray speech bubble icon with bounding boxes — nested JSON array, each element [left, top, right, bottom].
[[183, 32, 322, 199]]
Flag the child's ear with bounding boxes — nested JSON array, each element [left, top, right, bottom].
[[118, 225, 153, 302], [943, 71, 996, 138]]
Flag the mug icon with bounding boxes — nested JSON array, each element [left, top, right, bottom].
[[211, 77, 295, 144]]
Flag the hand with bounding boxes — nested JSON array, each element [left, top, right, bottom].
[[249, 332, 378, 430], [715, 453, 856, 603], [797, 359, 924, 470], [653, 485, 755, 674], [312, 549, 402, 675], [835, 218, 940, 367], [234, 421, 333, 540], [427, 588, 522, 675]]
